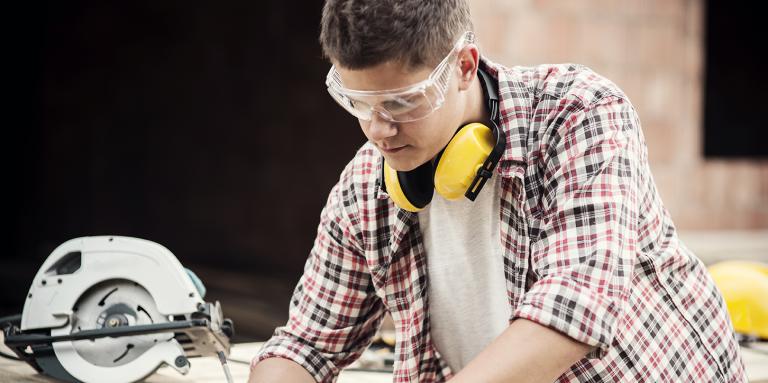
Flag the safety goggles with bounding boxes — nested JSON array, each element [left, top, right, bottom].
[[325, 31, 476, 123]]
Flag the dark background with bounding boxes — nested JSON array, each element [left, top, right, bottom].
[[3, 1, 364, 340], [703, 0, 768, 158]]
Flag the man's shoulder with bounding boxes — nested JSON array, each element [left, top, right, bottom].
[[487, 60, 636, 167], [500, 62, 628, 106]]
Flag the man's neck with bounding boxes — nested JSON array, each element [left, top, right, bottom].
[[462, 70, 492, 127]]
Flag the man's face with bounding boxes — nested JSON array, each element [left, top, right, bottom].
[[335, 61, 465, 171]]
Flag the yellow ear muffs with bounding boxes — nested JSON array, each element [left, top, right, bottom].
[[383, 160, 434, 212], [382, 66, 505, 212], [433, 122, 495, 200], [382, 122, 496, 212]]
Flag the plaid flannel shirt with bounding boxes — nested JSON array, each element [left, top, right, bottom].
[[252, 59, 746, 382]]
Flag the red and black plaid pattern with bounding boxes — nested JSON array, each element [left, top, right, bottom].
[[252, 59, 746, 382]]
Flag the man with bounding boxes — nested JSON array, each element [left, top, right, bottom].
[[249, 0, 746, 382]]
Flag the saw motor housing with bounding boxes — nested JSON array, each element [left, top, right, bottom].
[[2, 236, 234, 383]]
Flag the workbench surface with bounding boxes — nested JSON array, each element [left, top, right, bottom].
[[2, 340, 767, 382]]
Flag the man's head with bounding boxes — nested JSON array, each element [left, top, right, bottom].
[[320, 0, 484, 171]]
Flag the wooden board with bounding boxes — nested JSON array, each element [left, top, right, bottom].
[[2, 337, 767, 382]]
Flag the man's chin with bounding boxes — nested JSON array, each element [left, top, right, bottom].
[[383, 155, 428, 172]]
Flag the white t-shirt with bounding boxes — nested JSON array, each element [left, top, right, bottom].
[[417, 174, 511, 372]]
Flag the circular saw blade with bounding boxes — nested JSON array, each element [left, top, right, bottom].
[[68, 280, 173, 367]]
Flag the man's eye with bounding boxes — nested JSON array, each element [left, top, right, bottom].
[[379, 100, 400, 110], [348, 98, 371, 111], [382, 95, 421, 111]]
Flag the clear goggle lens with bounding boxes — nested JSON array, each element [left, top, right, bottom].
[[326, 81, 442, 122], [325, 31, 475, 123]]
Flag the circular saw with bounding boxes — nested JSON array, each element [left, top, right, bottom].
[[2, 236, 235, 383]]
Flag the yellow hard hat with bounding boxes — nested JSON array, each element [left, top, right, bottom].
[[708, 261, 768, 340]]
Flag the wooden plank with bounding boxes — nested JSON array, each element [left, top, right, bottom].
[[3, 337, 767, 382]]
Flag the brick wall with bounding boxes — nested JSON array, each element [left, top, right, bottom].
[[469, 0, 768, 229]]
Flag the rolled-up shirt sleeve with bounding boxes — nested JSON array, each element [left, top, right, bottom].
[[513, 95, 640, 359], [251, 180, 385, 382]]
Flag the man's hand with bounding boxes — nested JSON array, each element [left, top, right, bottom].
[[448, 319, 593, 383], [248, 357, 316, 383]]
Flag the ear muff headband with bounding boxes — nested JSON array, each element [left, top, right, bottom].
[[462, 68, 506, 201]]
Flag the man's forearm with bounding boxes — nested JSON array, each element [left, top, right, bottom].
[[248, 357, 316, 383], [449, 318, 593, 383]]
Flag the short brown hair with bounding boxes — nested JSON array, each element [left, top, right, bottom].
[[319, 0, 473, 69]]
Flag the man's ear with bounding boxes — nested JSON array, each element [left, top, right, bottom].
[[457, 45, 480, 92]]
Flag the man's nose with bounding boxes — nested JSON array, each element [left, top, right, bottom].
[[366, 111, 397, 141]]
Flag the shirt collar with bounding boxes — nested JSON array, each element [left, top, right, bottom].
[[480, 58, 530, 176]]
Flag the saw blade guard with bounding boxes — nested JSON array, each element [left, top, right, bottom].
[[22, 236, 203, 332], [16, 236, 224, 382]]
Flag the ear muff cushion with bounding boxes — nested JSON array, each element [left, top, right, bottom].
[[383, 160, 434, 212], [434, 122, 495, 200]]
